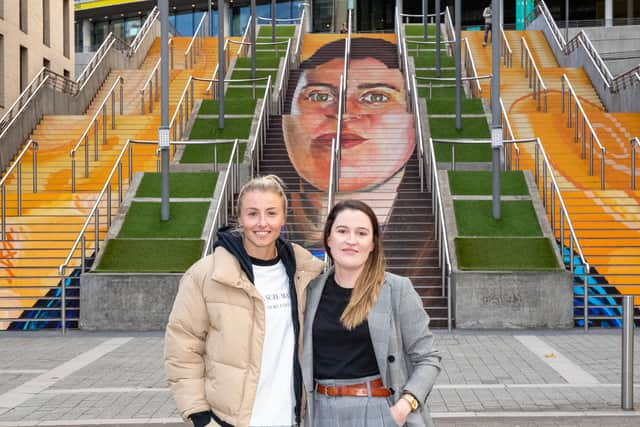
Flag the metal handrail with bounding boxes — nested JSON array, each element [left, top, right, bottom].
[[203, 139, 241, 256], [500, 25, 513, 67], [565, 30, 614, 85], [249, 75, 273, 176], [335, 74, 345, 191], [425, 138, 453, 331], [205, 39, 230, 98], [77, 34, 130, 91], [1, 140, 38, 240], [611, 66, 640, 93], [276, 39, 293, 114], [239, 15, 253, 58], [400, 11, 445, 23], [402, 37, 412, 109], [185, 12, 208, 69], [462, 37, 483, 98], [500, 98, 520, 170], [293, 8, 306, 66], [140, 58, 161, 114], [395, 5, 403, 63], [58, 138, 143, 334], [444, 6, 456, 54], [630, 137, 640, 190], [257, 16, 302, 23], [411, 76, 425, 192], [560, 73, 606, 189], [129, 6, 159, 54], [342, 9, 352, 115], [520, 36, 548, 112], [169, 76, 195, 141], [70, 76, 125, 192], [535, 0, 566, 49]]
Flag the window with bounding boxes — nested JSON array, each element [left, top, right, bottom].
[[43, 0, 50, 46], [0, 0, 4, 20], [43, 58, 50, 69], [75, 20, 83, 52], [20, 46, 28, 93], [20, 0, 28, 33], [63, 0, 70, 58]]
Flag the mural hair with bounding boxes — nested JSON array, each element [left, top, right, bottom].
[[323, 199, 386, 330], [301, 37, 399, 70]]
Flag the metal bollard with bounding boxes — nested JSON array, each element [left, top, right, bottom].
[[622, 295, 635, 410]]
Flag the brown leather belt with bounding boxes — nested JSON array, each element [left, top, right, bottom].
[[315, 378, 392, 397]]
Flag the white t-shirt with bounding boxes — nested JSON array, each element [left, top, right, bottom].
[[249, 259, 296, 426]]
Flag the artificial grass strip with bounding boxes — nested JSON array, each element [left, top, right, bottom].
[[230, 69, 276, 81], [434, 142, 492, 162], [416, 68, 457, 78], [454, 200, 542, 237], [404, 24, 437, 36], [413, 54, 455, 68], [225, 86, 269, 99], [180, 142, 247, 164], [427, 98, 484, 115], [455, 237, 560, 270], [117, 202, 210, 239], [235, 56, 281, 68], [258, 25, 295, 37], [136, 172, 218, 198], [199, 99, 257, 115], [449, 171, 529, 196], [189, 117, 252, 140], [95, 239, 203, 273], [418, 86, 458, 99], [430, 117, 490, 138]]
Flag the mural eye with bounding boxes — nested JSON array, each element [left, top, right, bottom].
[[360, 92, 389, 104], [306, 91, 334, 103]]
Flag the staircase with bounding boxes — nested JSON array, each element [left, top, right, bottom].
[[261, 34, 449, 327], [466, 28, 640, 325], [0, 36, 223, 330]]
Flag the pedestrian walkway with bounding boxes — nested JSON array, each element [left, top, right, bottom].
[[0, 330, 638, 426]]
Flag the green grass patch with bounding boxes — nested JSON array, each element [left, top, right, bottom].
[[404, 24, 437, 36], [95, 239, 203, 272], [430, 117, 490, 138], [199, 99, 257, 115], [235, 56, 281, 68], [416, 68, 457, 78], [434, 142, 491, 162], [418, 86, 458, 99], [449, 171, 528, 196], [258, 25, 295, 37], [136, 172, 218, 198], [455, 237, 560, 270], [180, 142, 247, 164], [413, 54, 455, 68], [189, 117, 252, 139], [427, 98, 484, 115], [454, 200, 542, 237], [118, 202, 210, 239], [225, 86, 269, 99], [230, 69, 276, 81]]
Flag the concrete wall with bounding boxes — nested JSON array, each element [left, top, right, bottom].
[[567, 25, 640, 75], [80, 273, 181, 331], [529, 16, 640, 112]]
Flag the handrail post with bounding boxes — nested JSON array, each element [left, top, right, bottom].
[[102, 107, 107, 145], [584, 262, 590, 330], [95, 209, 100, 254], [94, 121, 99, 161], [32, 142, 38, 193], [61, 270, 66, 335], [1, 185, 5, 240], [111, 92, 116, 130], [17, 163, 22, 216], [141, 90, 145, 114], [632, 140, 637, 190], [119, 77, 124, 114], [621, 295, 635, 410]]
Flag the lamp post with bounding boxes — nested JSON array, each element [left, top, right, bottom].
[[491, 0, 502, 219], [251, 0, 256, 81], [272, 0, 276, 42], [455, 0, 461, 129], [423, 0, 428, 40], [565, 0, 569, 41], [159, 0, 170, 220], [435, 0, 441, 77], [218, 0, 225, 129]]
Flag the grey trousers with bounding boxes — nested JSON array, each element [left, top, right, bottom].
[[312, 375, 399, 427]]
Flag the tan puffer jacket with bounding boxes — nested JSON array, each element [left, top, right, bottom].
[[164, 243, 323, 427]]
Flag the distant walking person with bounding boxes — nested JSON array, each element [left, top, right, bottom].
[[483, 3, 492, 46], [340, 22, 348, 33]]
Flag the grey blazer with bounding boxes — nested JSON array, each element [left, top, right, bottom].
[[302, 269, 441, 427]]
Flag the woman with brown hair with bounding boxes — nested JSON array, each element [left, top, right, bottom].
[[301, 199, 441, 427]]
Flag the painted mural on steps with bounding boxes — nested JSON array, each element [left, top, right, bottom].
[[282, 35, 415, 252]]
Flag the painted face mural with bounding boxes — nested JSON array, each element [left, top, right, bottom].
[[283, 38, 415, 193]]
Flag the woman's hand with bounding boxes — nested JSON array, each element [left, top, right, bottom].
[[389, 398, 412, 426]]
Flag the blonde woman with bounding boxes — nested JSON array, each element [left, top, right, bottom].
[[302, 200, 441, 427], [165, 175, 323, 427]]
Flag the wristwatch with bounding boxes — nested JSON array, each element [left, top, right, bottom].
[[401, 392, 419, 412]]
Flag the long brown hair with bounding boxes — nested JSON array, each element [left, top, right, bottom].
[[323, 200, 386, 330]]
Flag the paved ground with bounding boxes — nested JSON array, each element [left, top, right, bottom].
[[0, 329, 638, 426]]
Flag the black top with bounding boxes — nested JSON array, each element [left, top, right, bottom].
[[312, 274, 380, 379]]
